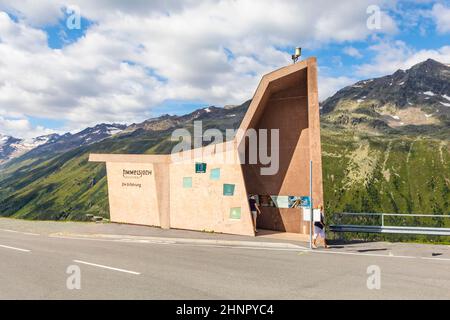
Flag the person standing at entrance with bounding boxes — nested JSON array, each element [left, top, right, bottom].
[[313, 204, 329, 248], [249, 195, 261, 233]]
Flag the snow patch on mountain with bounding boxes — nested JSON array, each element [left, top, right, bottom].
[[0, 134, 60, 163], [0, 123, 126, 164]]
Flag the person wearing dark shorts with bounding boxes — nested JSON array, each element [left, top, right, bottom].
[[248, 195, 261, 233]]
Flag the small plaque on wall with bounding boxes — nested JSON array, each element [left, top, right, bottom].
[[195, 162, 207, 173], [223, 183, 235, 196], [229, 207, 241, 220]]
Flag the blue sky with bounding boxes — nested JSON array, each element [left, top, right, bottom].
[[0, 0, 449, 138], [44, 16, 92, 49]]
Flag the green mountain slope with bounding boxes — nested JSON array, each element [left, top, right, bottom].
[[322, 128, 450, 216]]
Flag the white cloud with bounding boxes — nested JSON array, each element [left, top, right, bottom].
[[0, 116, 56, 139], [356, 40, 450, 77], [0, 0, 398, 136], [343, 46, 363, 58], [431, 3, 450, 33], [0, 0, 63, 26], [319, 75, 356, 101], [0, 12, 47, 50]]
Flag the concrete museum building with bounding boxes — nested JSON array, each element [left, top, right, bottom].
[[89, 57, 324, 237]]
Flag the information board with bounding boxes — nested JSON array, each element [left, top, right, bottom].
[[195, 162, 207, 173]]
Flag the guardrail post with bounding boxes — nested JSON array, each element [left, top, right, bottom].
[[381, 214, 384, 227]]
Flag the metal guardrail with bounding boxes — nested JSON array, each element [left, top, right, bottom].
[[330, 213, 450, 236]]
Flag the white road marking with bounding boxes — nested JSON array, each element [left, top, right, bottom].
[[115, 238, 176, 244], [53, 235, 174, 245], [0, 244, 31, 252], [73, 260, 141, 275], [183, 243, 305, 251], [53, 235, 304, 250], [309, 249, 417, 259], [23, 232, 40, 236], [420, 256, 450, 262], [0, 229, 40, 236], [1, 229, 19, 233]]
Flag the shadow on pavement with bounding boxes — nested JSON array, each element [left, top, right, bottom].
[[357, 248, 388, 253]]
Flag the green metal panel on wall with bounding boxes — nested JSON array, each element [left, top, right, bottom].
[[183, 177, 192, 188], [210, 168, 220, 180], [223, 183, 235, 196], [229, 207, 241, 219], [195, 162, 207, 173]]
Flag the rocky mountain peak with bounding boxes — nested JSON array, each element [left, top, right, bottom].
[[320, 59, 450, 132], [409, 58, 448, 73]]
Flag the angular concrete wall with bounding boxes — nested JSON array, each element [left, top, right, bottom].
[[238, 58, 323, 233], [89, 57, 323, 237], [106, 162, 160, 226], [169, 146, 254, 236]]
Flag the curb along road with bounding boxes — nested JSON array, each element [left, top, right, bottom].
[[49, 232, 308, 250]]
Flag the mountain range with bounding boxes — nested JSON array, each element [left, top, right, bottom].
[[0, 133, 59, 164], [0, 59, 448, 228], [0, 124, 126, 164], [321, 58, 450, 134]]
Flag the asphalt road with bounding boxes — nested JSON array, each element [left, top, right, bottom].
[[0, 221, 449, 299]]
